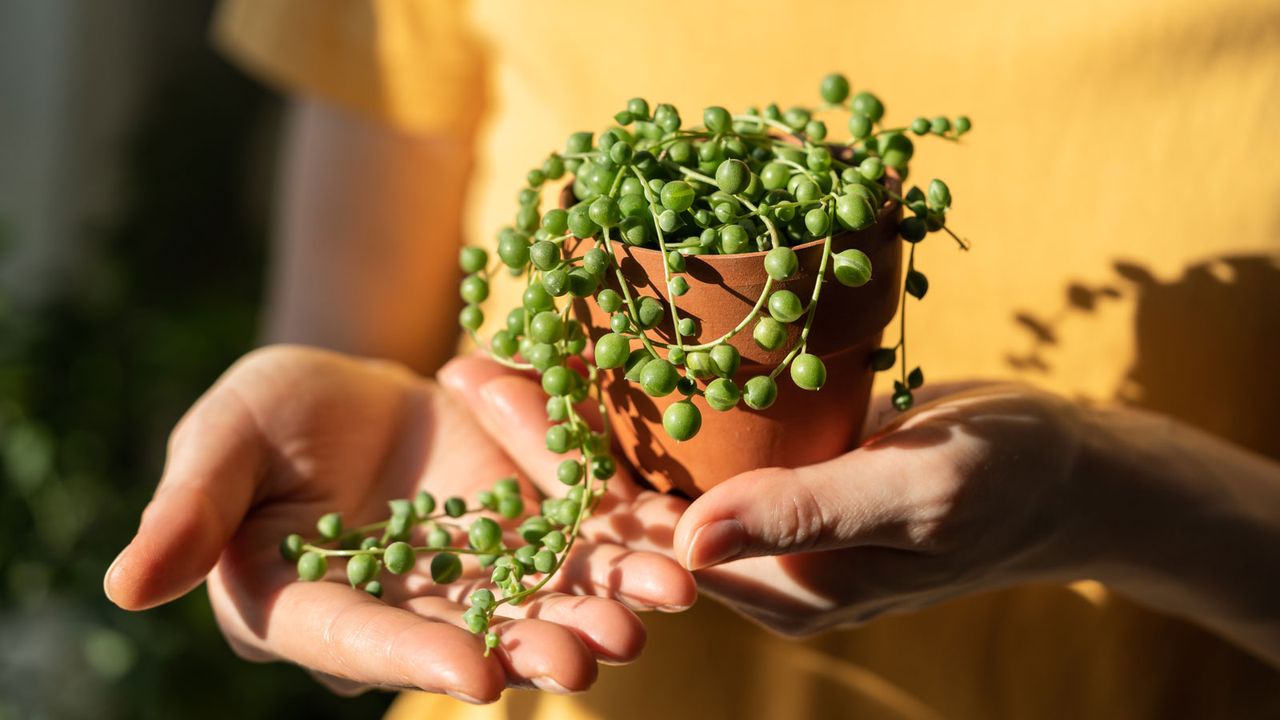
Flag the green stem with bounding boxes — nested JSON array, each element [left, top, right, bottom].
[[735, 197, 783, 251], [601, 230, 661, 359], [770, 228, 834, 378], [304, 508, 476, 549], [899, 243, 915, 390], [666, 163, 717, 187], [631, 167, 685, 351], [467, 330, 535, 371], [659, 276, 773, 352], [303, 544, 490, 558], [882, 187, 969, 251], [493, 381, 606, 612], [940, 224, 970, 251], [730, 113, 805, 141], [773, 157, 823, 185]]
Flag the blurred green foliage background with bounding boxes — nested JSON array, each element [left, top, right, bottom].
[[0, 7, 391, 720]]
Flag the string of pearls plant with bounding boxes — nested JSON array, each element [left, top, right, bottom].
[[281, 73, 970, 654]]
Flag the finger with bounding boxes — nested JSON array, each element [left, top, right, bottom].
[[437, 354, 562, 500], [464, 371, 640, 501], [105, 382, 266, 610], [394, 537, 695, 613], [437, 351, 533, 392], [442, 355, 693, 605], [393, 575, 647, 663], [672, 448, 928, 569], [402, 596, 598, 694], [249, 580, 507, 703], [577, 491, 688, 556], [405, 579, 649, 663], [441, 351, 608, 430], [308, 670, 374, 697], [493, 592, 646, 665], [546, 540, 696, 612], [578, 490, 920, 618]]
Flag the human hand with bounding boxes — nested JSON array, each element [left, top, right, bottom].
[[441, 363, 709, 613], [669, 381, 1280, 665], [104, 346, 695, 702], [441, 372, 1280, 665], [471, 378, 1106, 630], [663, 382, 1101, 635]]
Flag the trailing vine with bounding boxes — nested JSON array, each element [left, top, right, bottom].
[[281, 73, 971, 654]]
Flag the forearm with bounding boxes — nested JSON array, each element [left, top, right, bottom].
[[1083, 405, 1280, 665], [264, 98, 472, 374]]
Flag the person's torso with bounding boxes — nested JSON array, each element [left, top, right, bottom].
[[416, 0, 1280, 716]]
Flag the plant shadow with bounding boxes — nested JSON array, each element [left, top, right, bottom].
[[607, 380, 698, 495], [1007, 254, 1280, 459]]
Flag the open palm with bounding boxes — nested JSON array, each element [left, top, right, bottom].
[[105, 346, 695, 702]]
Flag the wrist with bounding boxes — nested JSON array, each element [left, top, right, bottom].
[[1076, 405, 1280, 662]]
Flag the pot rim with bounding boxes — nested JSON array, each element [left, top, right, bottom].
[[560, 170, 901, 263]]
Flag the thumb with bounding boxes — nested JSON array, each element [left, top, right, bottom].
[[672, 450, 918, 570], [105, 385, 264, 610]]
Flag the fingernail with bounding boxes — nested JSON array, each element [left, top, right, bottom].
[[532, 676, 572, 694], [446, 690, 483, 704], [684, 519, 745, 570], [103, 549, 126, 605]]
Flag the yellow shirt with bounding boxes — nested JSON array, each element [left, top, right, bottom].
[[214, 0, 1280, 717]]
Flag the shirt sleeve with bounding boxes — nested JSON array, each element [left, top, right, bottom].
[[212, 0, 483, 136]]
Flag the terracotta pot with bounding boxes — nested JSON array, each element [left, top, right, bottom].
[[567, 178, 902, 497]]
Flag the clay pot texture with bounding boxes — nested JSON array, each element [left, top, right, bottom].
[[568, 180, 902, 497]]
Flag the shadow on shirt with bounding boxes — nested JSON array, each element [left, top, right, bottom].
[[497, 254, 1280, 720], [1008, 253, 1280, 460]]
